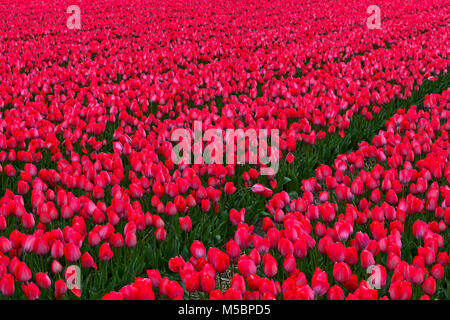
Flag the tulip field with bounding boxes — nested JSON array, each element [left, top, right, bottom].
[[0, 0, 449, 300]]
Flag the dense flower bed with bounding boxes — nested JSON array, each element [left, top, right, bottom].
[[105, 88, 450, 300], [0, 0, 448, 299]]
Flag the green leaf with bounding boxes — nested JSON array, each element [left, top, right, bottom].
[[282, 176, 292, 184]]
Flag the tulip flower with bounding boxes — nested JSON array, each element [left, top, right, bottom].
[[55, 280, 68, 299], [0, 274, 15, 297], [23, 282, 41, 300], [64, 243, 81, 263], [14, 262, 32, 282], [99, 243, 114, 261], [333, 262, 352, 284], [36, 272, 51, 289], [52, 260, 63, 274], [81, 252, 98, 269], [179, 216, 192, 232], [311, 268, 329, 296], [389, 280, 412, 300]]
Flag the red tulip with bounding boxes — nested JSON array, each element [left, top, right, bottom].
[[64, 243, 81, 262], [200, 272, 215, 293], [55, 279, 68, 299], [277, 238, 293, 257], [179, 216, 192, 232], [169, 262, 187, 283], [17, 181, 29, 195], [51, 240, 64, 259], [0, 274, 15, 297], [405, 265, 424, 285], [81, 252, 97, 269], [201, 199, 211, 212], [360, 249, 375, 269], [99, 243, 114, 261], [151, 215, 165, 232], [326, 242, 346, 262], [311, 267, 329, 296], [229, 208, 245, 226], [248, 248, 261, 265], [224, 182, 236, 195], [283, 254, 297, 274], [146, 269, 162, 289], [14, 262, 32, 282], [224, 239, 239, 261], [422, 276, 436, 296], [182, 271, 199, 293], [52, 260, 63, 273], [431, 264, 444, 281], [34, 238, 50, 255], [293, 238, 308, 259], [237, 256, 256, 277], [235, 226, 252, 249], [165, 280, 184, 300], [333, 262, 352, 283], [23, 282, 41, 300], [389, 280, 412, 300], [110, 233, 124, 248], [327, 285, 345, 300], [36, 272, 51, 289], [213, 251, 230, 273], [125, 232, 137, 248], [262, 253, 278, 278], [0, 237, 12, 254]]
